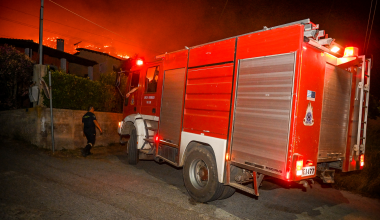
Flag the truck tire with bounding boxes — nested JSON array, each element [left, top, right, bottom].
[[218, 185, 236, 200], [127, 127, 139, 165], [183, 146, 224, 203], [218, 165, 238, 200]]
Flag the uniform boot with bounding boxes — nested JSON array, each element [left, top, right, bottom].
[[82, 143, 92, 157], [85, 143, 92, 156], [81, 147, 87, 157]]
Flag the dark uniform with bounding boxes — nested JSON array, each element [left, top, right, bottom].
[[82, 112, 97, 155]]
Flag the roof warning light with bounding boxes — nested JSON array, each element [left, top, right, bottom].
[[136, 59, 144, 66], [343, 47, 358, 57], [330, 46, 340, 53]]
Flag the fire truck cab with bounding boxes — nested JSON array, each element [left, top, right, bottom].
[[118, 19, 371, 202]]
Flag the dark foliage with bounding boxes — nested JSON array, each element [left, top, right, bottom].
[[42, 70, 127, 113], [0, 44, 34, 110], [368, 95, 380, 119], [334, 119, 380, 198]]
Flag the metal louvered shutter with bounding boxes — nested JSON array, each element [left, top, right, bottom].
[[318, 64, 352, 162], [159, 68, 186, 146], [231, 53, 296, 174]]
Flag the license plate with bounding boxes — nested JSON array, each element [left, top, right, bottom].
[[302, 166, 315, 177]]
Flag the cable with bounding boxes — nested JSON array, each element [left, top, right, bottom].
[[48, 0, 122, 39], [363, 0, 374, 53], [48, 0, 160, 53], [364, 0, 377, 54], [219, 0, 229, 23], [0, 17, 127, 58], [0, 17, 105, 46], [2, 5, 113, 41], [1, 5, 158, 53]]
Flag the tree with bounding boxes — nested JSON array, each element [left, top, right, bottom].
[[0, 44, 34, 110]]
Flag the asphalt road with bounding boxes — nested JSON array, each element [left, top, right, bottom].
[[1, 137, 379, 220]]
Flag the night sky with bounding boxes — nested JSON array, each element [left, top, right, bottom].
[[1, 0, 379, 97]]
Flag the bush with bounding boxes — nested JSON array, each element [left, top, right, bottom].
[[368, 94, 380, 119], [0, 44, 34, 110], [334, 119, 380, 198], [42, 70, 127, 112]]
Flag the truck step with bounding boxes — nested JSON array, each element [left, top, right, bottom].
[[139, 149, 155, 160], [147, 127, 157, 131], [229, 182, 256, 195], [144, 138, 155, 143], [139, 149, 154, 155]]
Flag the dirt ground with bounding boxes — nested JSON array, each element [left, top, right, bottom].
[[2, 137, 380, 219]]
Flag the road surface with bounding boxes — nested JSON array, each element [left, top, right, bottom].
[[0, 137, 379, 219]]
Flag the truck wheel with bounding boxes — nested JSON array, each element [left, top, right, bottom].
[[183, 146, 224, 203], [218, 186, 236, 200], [218, 165, 237, 200], [127, 127, 139, 165]]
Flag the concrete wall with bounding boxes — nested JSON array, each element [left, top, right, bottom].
[[0, 107, 123, 150]]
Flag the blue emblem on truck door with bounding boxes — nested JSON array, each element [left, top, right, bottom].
[[303, 102, 314, 126]]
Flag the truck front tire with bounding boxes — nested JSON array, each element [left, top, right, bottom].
[[183, 146, 224, 203], [127, 127, 139, 165]]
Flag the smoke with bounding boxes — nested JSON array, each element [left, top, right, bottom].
[[1, 0, 379, 67]]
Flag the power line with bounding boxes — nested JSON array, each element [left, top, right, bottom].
[[48, 0, 123, 39], [2, 6, 113, 41], [219, 0, 229, 23], [48, 0, 160, 53], [364, 0, 377, 54], [363, 0, 374, 53], [1, 16, 129, 58], [0, 17, 106, 47], [1, 5, 158, 53]]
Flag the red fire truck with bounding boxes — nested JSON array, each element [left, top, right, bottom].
[[117, 19, 372, 202]]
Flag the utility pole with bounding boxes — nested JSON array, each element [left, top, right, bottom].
[[49, 71, 55, 153], [39, 0, 44, 64], [38, 0, 54, 153]]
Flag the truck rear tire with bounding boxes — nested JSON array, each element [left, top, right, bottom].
[[218, 185, 236, 200], [218, 165, 238, 200], [183, 146, 224, 203], [128, 127, 139, 165]]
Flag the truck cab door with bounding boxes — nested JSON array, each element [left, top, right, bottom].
[[124, 71, 141, 116], [140, 64, 162, 117]]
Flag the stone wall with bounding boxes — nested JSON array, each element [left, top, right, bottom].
[[0, 107, 123, 150]]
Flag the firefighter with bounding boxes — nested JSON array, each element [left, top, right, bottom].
[[126, 87, 138, 98], [81, 106, 103, 157]]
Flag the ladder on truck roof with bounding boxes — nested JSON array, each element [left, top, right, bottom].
[[352, 57, 371, 160]]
